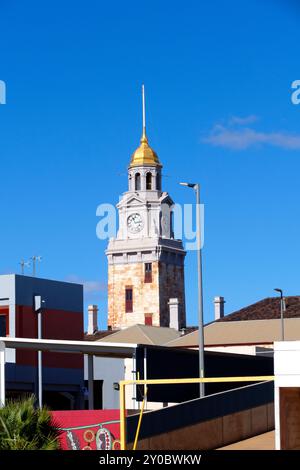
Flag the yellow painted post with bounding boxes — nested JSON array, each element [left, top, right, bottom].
[[120, 381, 127, 451], [133, 388, 148, 451]]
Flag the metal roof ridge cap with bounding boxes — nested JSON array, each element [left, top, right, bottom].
[[136, 324, 155, 345]]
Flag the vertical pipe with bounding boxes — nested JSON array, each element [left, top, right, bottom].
[[195, 184, 205, 398], [120, 382, 127, 450], [132, 391, 147, 451], [280, 296, 285, 341], [88, 355, 94, 410], [143, 347, 147, 409], [0, 346, 5, 407], [132, 353, 136, 410], [37, 311, 43, 408]]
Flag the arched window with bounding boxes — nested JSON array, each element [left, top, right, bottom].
[[159, 211, 162, 234], [146, 172, 152, 190], [170, 210, 174, 238], [156, 173, 161, 190], [135, 173, 141, 191]]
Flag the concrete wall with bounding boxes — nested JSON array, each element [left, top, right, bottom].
[[128, 403, 274, 450], [127, 380, 274, 449]]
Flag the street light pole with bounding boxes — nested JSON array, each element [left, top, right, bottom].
[[180, 182, 205, 398], [274, 288, 285, 341], [34, 295, 44, 408], [195, 184, 205, 398]]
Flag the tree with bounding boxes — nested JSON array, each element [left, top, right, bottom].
[[0, 395, 61, 450]]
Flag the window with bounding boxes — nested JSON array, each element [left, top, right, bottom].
[[144, 314, 153, 326], [156, 173, 161, 190], [0, 315, 7, 336], [144, 263, 152, 283], [125, 287, 133, 313], [170, 210, 174, 238], [146, 172, 152, 190], [135, 173, 141, 191]]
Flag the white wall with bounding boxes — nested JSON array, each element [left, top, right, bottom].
[[0, 275, 16, 363], [205, 345, 258, 356], [84, 356, 125, 409], [84, 354, 175, 412], [205, 344, 273, 356]]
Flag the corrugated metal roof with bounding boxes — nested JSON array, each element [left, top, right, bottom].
[[97, 324, 181, 345], [166, 318, 300, 347]]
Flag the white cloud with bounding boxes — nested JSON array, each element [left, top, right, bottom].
[[83, 280, 107, 293], [204, 122, 300, 150], [229, 115, 259, 125], [66, 275, 106, 294]]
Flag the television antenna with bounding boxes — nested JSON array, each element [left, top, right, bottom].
[[31, 256, 42, 277], [19, 259, 31, 275]]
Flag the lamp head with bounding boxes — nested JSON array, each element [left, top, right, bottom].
[[179, 182, 196, 188], [274, 288, 283, 296]]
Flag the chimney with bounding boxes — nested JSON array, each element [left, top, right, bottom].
[[168, 298, 179, 330], [214, 296, 225, 320], [88, 305, 98, 335]]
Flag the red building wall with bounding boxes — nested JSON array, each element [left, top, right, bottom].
[[16, 305, 83, 368], [0, 307, 9, 335]]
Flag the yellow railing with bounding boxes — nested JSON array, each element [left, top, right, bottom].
[[132, 387, 148, 451], [119, 375, 275, 450]]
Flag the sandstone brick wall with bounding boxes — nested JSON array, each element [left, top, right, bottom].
[[108, 258, 186, 330], [159, 262, 186, 329], [108, 261, 160, 329]]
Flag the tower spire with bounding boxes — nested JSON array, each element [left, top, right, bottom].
[[142, 84, 147, 141], [129, 85, 161, 167]]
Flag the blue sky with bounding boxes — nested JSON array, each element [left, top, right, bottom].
[[0, 0, 300, 329]]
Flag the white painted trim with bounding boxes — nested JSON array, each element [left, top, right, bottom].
[[0, 343, 5, 407], [0, 337, 137, 358]]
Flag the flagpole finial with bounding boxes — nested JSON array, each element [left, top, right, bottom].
[[129, 85, 161, 167], [142, 84, 146, 139]]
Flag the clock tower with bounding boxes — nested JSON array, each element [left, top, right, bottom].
[[106, 88, 186, 330]]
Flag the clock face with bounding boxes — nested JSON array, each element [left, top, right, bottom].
[[127, 213, 143, 233]]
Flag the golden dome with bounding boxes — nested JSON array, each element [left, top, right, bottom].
[[129, 130, 161, 168]]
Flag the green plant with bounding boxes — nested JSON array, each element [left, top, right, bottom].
[[0, 395, 61, 450]]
